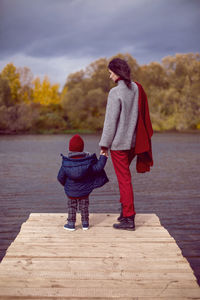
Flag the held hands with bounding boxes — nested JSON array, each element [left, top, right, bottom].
[[100, 148, 109, 158]]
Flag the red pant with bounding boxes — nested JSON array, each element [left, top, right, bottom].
[[110, 149, 136, 217]]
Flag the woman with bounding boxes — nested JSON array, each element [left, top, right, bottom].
[[99, 58, 153, 231]]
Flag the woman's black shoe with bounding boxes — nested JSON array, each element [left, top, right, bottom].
[[117, 212, 124, 222], [113, 216, 135, 231]]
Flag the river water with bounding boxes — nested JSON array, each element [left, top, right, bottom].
[[0, 133, 200, 283]]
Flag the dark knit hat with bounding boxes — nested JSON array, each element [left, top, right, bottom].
[[69, 134, 84, 152]]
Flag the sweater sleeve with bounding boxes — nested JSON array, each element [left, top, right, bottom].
[[99, 89, 121, 149]]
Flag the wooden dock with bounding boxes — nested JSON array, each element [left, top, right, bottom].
[[0, 213, 199, 299]]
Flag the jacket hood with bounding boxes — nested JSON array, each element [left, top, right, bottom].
[[61, 153, 97, 180]]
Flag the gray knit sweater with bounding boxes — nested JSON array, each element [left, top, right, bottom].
[[99, 80, 139, 150]]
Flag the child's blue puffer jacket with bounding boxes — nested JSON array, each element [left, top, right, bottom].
[[57, 153, 109, 197]]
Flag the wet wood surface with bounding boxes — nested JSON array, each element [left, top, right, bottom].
[[0, 213, 199, 299]]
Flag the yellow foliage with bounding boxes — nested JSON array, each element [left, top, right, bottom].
[[1, 63, 21, 102], [21, 90, 31, 104], [32, 76, 60, 106]]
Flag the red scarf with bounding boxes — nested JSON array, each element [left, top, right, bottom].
[[135, 82, 153, 173], [115, 77, 122, 83]]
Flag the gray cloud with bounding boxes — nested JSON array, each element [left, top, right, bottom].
[[0, 0, 199, 86]]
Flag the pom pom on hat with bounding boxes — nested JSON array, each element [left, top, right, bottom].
[[69, 134, 84, 152]]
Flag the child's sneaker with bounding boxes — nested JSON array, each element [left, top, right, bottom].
[[82, 222, 89, 230], [64, 223, 75, 231]]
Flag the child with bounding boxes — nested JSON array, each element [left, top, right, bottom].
[[57, 134, 109, 231]]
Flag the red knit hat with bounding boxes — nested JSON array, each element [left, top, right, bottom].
[[69, 134, 84, 152]]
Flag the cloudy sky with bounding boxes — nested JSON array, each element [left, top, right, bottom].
[[0, 0, 199, 88]]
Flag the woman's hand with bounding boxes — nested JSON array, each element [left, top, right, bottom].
[[100, 149, 109, 157]]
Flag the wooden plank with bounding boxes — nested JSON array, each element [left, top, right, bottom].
[[0, 286, 199, 298], [0, 277, 198, 289], [0, 269, 196, 281], [12, 237, 174, 243], [5, 247, 183, 259], [1, 256, 187, 265], [0, 260, 191, 272]]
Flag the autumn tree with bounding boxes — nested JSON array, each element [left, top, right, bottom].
[[17, 66, 34, 103], [0, 64, 35, 132], [62, 58, 111, 130], [0, 65, 66, 133], [160, 53, 200, 130], [1, 63, 21, 104], [0, 75, 12, 107]]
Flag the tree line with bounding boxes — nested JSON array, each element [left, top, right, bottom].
[[0, 53, 199, 134]]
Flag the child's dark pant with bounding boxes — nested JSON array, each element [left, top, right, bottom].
[[67, 197, 89, 223]]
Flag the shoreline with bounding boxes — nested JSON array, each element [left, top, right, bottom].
[[0, 129, 200, 136]]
